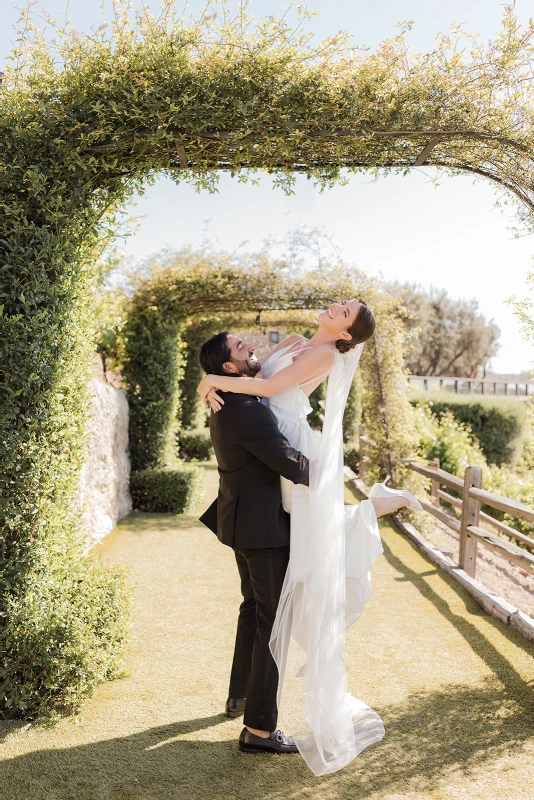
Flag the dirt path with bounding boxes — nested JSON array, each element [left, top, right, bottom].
[[2, 462, 534, 800]]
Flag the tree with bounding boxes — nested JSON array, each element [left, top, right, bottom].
[[392, 284, 501, 377]]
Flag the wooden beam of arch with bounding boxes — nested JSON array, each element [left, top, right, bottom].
[[175, 143, 188, 168], [412, 136, 442, 166], [85, 127, 529, 154]]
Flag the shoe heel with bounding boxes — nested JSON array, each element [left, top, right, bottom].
[[239, 743, 267, 754]]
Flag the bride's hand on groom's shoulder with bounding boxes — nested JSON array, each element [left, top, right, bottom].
[[206, 387, 224, 413], [197, 374, 215, 403], [197, 375, 225, 412]]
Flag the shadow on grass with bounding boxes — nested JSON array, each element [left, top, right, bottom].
[[381, 532, 534, 673], [346, 477, 534, 667], [1, 678, 533, 800]]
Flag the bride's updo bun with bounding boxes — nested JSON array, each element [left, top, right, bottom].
[[335, 300, 376, 354]]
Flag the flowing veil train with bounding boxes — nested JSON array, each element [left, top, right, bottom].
[[268, 342, 386, 776]]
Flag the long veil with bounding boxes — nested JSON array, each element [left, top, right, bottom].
[[269, 342, 385, 775]]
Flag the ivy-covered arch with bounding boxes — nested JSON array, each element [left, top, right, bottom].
[[2, 2, 534, 716]]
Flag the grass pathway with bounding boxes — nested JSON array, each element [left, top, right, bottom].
[[2, 461, 534, 800]]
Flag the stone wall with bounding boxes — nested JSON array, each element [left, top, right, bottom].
[[77, 353, 132, 547]]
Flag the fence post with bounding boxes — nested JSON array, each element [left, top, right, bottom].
[[428, 458, 440, 505], [459, 465, 482, 577], [359, 424, 367, 483]]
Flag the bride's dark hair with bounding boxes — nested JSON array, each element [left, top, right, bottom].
[[335, 300, 376, 354]]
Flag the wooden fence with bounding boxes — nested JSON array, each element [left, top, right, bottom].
[[407, 375, 533, 398], [358, 425, 534, 582]]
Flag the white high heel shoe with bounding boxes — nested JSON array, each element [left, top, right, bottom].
[[369, 475, 423, 510]]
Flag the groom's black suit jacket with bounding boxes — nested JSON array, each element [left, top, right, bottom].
[[199, 391, 309, 549]]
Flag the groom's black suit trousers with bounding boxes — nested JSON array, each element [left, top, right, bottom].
[[229, 545, 290, 732]]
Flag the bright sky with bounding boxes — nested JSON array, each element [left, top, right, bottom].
[[2, 0, 534, 373]]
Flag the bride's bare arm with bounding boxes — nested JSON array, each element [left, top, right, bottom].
[[197, 343, 336, 402]]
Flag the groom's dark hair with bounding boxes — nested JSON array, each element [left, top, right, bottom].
[[199, 331, 232, 376]]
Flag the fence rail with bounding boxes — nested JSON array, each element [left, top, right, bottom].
[[358, 426, 534, 583], [407, 375, 533, 398]]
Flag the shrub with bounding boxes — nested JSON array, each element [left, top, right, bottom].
[[413, 403, 487, 476], [130, 467, 204, 513], [179, 319, 219, 430], [343, 442, 360, 474], [2, 555, 130, 720], [178, 428, 213, 462], [343, 369, 363, 444], [308, 381, 326, 430], [409, 391, 528, 465], [481, 464, 534, 538], [414, 400, 534, 541]]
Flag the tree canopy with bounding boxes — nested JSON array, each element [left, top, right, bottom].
[[393, 284, 501, 377]]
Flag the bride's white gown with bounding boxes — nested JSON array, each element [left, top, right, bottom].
[[261, 341, 386, 776]]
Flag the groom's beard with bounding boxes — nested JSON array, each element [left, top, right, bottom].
[[231, 358, 261, 378]]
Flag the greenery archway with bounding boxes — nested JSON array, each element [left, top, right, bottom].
[[2, 1, 534, 717], [122, 250, 417, 476]]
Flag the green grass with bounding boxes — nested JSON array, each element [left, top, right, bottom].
[[1, 462, 533, 799]]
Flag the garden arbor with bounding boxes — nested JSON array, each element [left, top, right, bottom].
[[2, 3, 534, 716], [122, 252, 414, 474]]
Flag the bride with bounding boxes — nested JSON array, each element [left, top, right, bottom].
[[197, 299, 420, 776]]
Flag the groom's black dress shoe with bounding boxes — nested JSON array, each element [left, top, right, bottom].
[[225, 697, 246, 718], [238, 727, 299, 754]]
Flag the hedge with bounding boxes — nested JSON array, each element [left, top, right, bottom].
[[2, 556, 130, 720], [130, 467, 204, 513], [409, 391, 528, 465], [180, 319, 220, 430], [178, 428, 213, 462], [343, 442, 360, 474]]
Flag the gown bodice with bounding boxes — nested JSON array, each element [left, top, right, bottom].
[[260, 343, 320, 462], [260, 344, 313, 422]]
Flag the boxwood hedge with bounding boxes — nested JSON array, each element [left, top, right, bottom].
[[130, 467, 204, 513], [178, 428, 213, 462], [409, 391, 528, 465]]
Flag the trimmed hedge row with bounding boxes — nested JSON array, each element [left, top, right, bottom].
[[130, 467, 204, 513], [409, 391, 528, 465], [178, 428, 213, 462], [3, 555, 130, 719]]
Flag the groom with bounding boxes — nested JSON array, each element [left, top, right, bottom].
[[198, 331, 309, 755]]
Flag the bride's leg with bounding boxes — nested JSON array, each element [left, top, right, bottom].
[[370, 496, 411, 518]]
